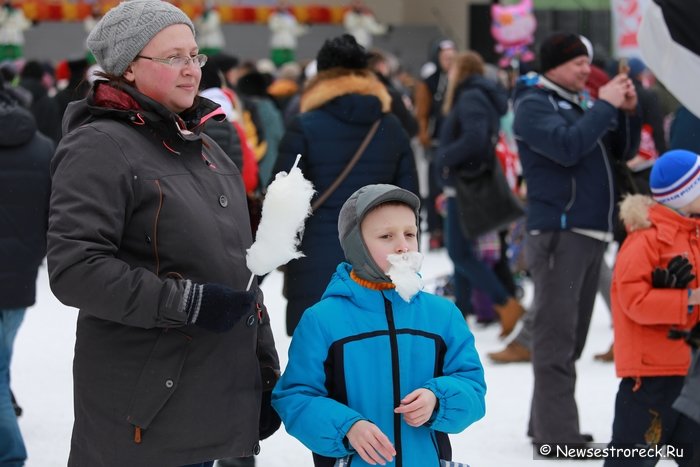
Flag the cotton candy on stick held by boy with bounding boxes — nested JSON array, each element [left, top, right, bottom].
[[246, 154, 315, 289]]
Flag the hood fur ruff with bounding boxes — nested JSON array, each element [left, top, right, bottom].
[[300, 68, 392, 114], [619, 194, 655, 232]]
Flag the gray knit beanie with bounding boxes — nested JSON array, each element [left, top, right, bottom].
[[338, 184, 420, 283], [87, 0, 195, 77]]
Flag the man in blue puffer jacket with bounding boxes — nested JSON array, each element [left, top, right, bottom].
[[512, 32, 640, 448], [272, 184, 485, 467]]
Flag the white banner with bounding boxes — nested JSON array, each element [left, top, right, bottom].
[[611, 0, 651, 58]]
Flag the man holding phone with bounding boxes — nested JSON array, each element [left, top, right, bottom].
[[512, 32, 639, 448]]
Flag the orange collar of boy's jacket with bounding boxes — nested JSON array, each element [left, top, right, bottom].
[[350, 270, 395, 291]]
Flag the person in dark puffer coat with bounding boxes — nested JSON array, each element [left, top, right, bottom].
[[273, 34, 418, 336], [437, 50, 525, 336], [0, 77, 53, 467]]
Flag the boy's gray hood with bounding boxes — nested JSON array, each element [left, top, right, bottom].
[[338, 184, 420, 283]]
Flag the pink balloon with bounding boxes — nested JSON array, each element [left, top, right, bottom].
[[491, 0, 537, 64]]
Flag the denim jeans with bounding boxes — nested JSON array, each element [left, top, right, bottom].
[[444, 196, 509, 315], [0, 308, 26, 467]]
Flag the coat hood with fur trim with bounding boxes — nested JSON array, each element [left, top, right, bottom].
[[619, 193, 700, 240], [619, 194, 655, 232], [300, 68, 391, 114]]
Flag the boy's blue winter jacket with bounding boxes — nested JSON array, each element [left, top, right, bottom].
[[513, 75, 640, 233], [272, 263, 486, 467]]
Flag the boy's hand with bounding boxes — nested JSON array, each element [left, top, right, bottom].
[[394, 388, 437, 427], [346, 420, 395, 465], [652, 255, 695, 289], [668, 256, 696, 287]]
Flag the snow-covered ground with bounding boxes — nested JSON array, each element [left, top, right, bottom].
[[13, 246, 626, 466]]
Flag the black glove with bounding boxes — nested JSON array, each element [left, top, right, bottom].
[[652, 255, 696, 288], [687, 322, 700, 349], [669, 256, 696, 288], [186, 283, 255, 333], [669, 322, 700, 349]]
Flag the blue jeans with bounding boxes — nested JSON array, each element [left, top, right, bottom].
[[445, 196, 509, 315], [0, 308, 26, 467]]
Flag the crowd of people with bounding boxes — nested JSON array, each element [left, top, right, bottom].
[[2, 0, 700, 466]]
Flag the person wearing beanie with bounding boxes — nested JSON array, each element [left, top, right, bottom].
[[272, 34, 418, 336], [606, 149, 700, 466], [47, 1, 280, 465], [272, 184, 485, 467], [506, 30, 641, 447]]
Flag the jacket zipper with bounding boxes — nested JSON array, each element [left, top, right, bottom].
[[598, 141, 615, 233], [562, 178, 577, 229], [382, 294, 402, 467], [153, 180, 163, 276]]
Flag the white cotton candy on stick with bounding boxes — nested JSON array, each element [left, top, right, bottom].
[[246, 154, 315, 290]]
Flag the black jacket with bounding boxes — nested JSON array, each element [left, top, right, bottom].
[[19, 77, 62, 144], [0, 90, 53, 309], [437, 75, 508, 187], [376, 72, 418, 138], [203, 118, 244, 169]]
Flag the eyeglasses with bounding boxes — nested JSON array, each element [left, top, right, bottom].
[[135, 54, 208, 69]]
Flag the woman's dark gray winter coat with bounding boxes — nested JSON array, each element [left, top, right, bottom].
[[47, 81, 279, 466]]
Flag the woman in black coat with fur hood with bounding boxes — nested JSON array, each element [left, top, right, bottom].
[[274, 34, 418, 335]]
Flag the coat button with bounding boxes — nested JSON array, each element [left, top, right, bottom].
[[252, 443, 260, 455], [165, 379, 174, 388], [246, 314, 256, 327], [218, 195, 228, 208]]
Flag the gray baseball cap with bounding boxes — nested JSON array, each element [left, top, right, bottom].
[[338, 184, 420, 283]]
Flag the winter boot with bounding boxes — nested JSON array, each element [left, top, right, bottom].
[[593, 343, 614, 362], [493, 297, 525, 337], [487, 341, 531, 363]]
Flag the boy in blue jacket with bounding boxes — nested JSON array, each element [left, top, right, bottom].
[[272, 184, 486, 467]]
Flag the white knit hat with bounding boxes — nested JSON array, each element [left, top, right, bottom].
[[87, 0, 195, 77]]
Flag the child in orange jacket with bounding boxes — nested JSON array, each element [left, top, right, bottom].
[[608, 149, 700, 466]]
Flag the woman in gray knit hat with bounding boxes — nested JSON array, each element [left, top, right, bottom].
[[46, 1, 279, 466]]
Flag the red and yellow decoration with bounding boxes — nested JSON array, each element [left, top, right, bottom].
[[15, 1, 350, 24]]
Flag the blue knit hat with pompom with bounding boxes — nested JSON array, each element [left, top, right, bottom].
[[650, 150, 700, 209]]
